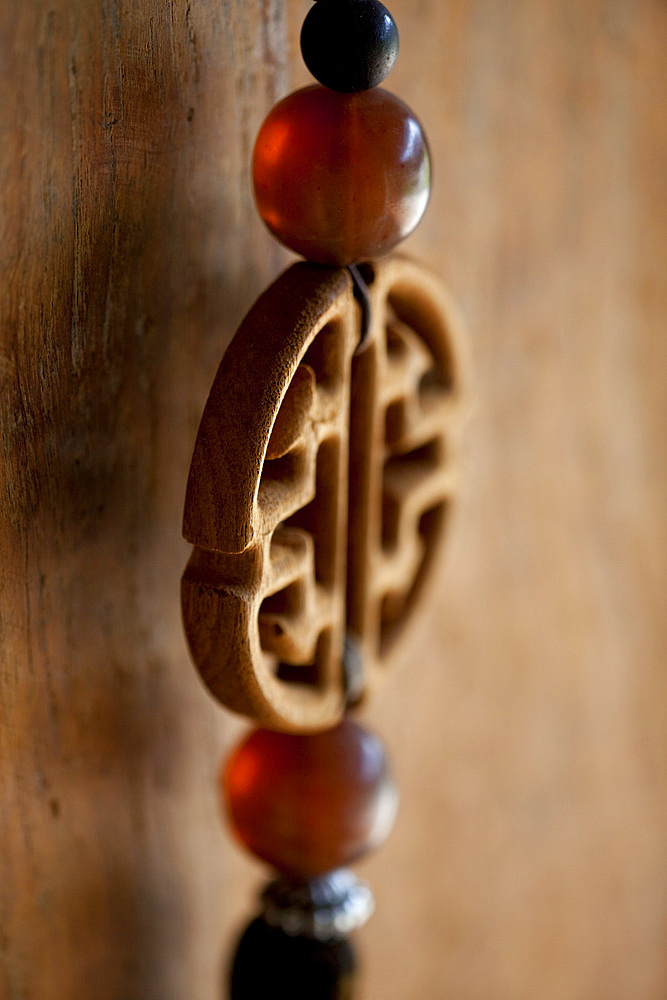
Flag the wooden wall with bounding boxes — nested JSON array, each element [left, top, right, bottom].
[[1, 1, 665, 998]]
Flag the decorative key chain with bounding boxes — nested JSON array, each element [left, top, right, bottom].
[[181, 2, 470, 996]]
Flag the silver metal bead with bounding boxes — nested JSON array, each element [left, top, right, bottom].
[[259, 868, 375, 941]]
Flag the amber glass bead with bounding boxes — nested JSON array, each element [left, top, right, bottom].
[[223, 719, 398, 877], [252, 85, 431, 266]]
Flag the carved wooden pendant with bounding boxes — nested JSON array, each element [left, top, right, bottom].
[[182, 256, 469, 732]]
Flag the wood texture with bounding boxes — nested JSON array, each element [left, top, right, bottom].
[[1, 1, 666, 999], [345, 3, 667, 999], [183, 263, 357, 731], [0, 2, 289, 998], [181, 257, 468, 731]]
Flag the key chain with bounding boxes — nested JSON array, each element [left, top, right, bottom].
[[181, 2, 470, 995]]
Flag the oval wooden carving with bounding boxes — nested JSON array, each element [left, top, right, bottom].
[[182, 256, 470, 731]]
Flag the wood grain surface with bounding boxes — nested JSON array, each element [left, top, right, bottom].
[[1, 1, 665, 999]]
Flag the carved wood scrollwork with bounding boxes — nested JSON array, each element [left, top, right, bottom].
[[182, 256, 470, 732]]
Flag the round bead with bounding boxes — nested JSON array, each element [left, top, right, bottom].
[[300, 0, 399, 93], [223, 719, 398, 878], [252, 85, 431, 266], [230, 917, 358, 1000]]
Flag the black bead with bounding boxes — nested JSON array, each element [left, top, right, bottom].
[[229, 916, 359, 1000], [301, 0, 399, 93]]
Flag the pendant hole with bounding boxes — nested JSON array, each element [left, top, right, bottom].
[[381, 440, 441, 552], [260, 580, 305, 620], [285, 437, 340, 588], [379, 500, 448, 656], [267, 365, 315, 460], [276, 629, 331, 689], [418, 502, 445, 542], [388, 289, 456, 393], [419, 366, 453, 405], [384, 399, 406, 448], [259, 446, 309, 519], [385, 317, 409, 361], [301, 320, 344, 392]]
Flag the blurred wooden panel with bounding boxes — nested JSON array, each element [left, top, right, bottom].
[[0, 2, 287, 998], [334, 1, 666, 998], [1, 1, 665, 999]]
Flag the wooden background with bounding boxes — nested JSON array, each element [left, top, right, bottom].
[[1, 1, 665, 998]]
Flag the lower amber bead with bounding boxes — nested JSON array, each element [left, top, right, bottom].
[[252, 85, 431, 266], [223, 719, 398, 877]]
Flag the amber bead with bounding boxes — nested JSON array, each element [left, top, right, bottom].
[[252, 85, 431, 266], [223, 719, 398, 877]]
